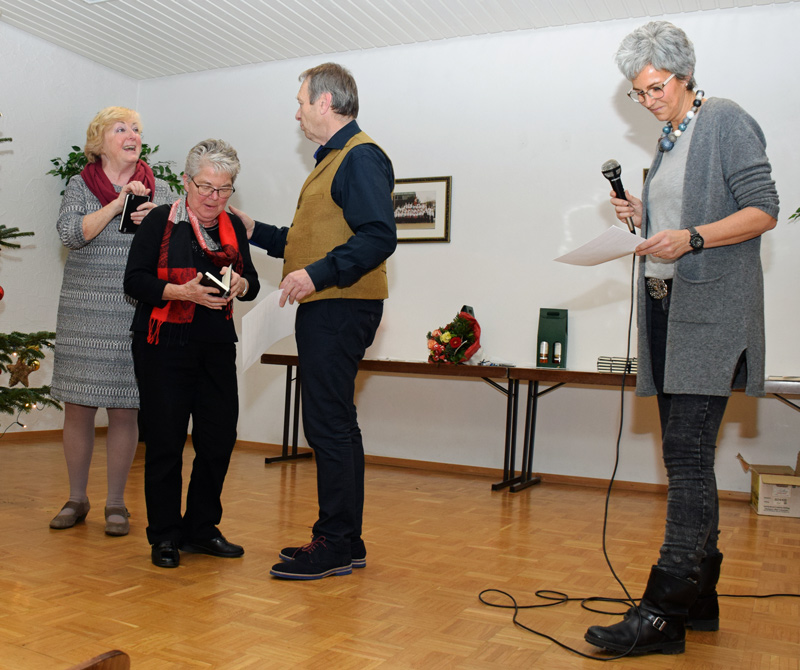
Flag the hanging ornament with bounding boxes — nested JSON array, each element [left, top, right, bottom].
[[0, 284, 4, 300], [7, 358, 35, 387]]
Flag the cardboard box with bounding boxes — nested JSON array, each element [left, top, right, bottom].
[[737, 452, 800, 517]]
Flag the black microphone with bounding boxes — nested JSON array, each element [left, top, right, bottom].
[[601, 159, 635, 234]]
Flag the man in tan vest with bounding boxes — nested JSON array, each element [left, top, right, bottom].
[[235, 63, 396, 580]]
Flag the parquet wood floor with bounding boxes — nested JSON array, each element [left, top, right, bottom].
[[1, 435, 798, 669]]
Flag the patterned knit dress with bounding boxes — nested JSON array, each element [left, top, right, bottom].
[[51, 175, 173, 408]]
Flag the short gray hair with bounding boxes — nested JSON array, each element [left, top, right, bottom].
[[184, 138, 241, 182], [300, 63, 359, 119], [615, 21, 697, 90]]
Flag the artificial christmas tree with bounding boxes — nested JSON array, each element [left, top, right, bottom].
[[0, 130, 61, 434]]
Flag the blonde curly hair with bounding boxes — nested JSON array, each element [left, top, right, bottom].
[[84, 106, 141, 163]]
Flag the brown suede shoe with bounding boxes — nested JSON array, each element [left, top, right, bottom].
[[49, 500, 90, 529], [104, 506, 130, 536]]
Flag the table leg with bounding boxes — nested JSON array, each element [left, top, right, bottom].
[[265, 364, 313, 465], [510, 379, 541, 492], [292, 367, 302, 451], [493, 378, 522, 490]]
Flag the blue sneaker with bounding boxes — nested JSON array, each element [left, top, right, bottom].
[[270, 536, 352, 580], [279, 537, 366, 569]]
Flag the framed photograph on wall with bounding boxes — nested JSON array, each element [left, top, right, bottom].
[[393, 176, 451, 243]]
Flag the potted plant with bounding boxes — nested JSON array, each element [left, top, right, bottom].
[[48, 142, 184, 194]]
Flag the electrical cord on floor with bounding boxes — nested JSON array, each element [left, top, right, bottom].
[[477, 253, 800, 660], [478, 254, 641, 660]]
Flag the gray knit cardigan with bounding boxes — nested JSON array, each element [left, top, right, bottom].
[[637, 97, 779, 398]]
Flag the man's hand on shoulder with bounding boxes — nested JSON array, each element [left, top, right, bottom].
[[228, 205, 255, 239], [279, 269, 316, 306]]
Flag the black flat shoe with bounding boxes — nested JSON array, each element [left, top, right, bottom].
[[180, 535, 244, 558], [151, 540, 180, 568]]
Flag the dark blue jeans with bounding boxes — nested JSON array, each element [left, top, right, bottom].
[[295, 299, 383, 555], [648, 292, 728, 580]]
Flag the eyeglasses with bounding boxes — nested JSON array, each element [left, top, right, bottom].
[[627, 73, 676, 103], [190, 178, 235, 199]]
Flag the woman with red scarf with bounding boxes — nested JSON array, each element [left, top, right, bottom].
[[50, 107, 171, 537], [124, 139, 259, 569]]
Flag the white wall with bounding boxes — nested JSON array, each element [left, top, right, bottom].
[[1, 23, 137, 429], [3, 5, 799, 491]]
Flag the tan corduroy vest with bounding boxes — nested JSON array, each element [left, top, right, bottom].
[[283, 131, 390, 303]]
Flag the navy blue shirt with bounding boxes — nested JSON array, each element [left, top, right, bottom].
[[250, 121, 396, 291]]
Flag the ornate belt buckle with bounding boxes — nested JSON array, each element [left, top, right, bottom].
[[646, 277, 669, 300]]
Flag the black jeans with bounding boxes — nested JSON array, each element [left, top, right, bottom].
[[648, 292, 728, 580], [295, 299, 383, 555], [133, 334, 239, 545]]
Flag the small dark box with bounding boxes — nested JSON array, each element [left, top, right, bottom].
[[537, 308, 568, 368]]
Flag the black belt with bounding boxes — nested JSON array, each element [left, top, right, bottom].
[[646, 277, 673, 300]]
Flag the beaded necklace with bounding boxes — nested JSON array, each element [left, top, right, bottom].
[[658, 89, 704, 152]]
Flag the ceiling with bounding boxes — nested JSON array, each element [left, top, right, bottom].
[[1, 0, 796, 80]]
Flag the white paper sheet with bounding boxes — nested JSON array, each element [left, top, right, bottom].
[[241, 289, 298, 370], [554, 226, 641, 266]]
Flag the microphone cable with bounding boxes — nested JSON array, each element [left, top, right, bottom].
[[477, 252, 800, 660], [478, 253, 640, 661]]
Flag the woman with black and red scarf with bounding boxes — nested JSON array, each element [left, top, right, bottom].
[[124, 139, 259, 569]]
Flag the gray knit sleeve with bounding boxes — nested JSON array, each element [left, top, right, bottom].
[[717, 100, 779, 220], [56, 175, 96, 250], [153, 178, 176, 207], [56, 176, 175, 250]]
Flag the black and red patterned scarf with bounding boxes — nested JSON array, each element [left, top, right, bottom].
[[147, 198, 243, 344]]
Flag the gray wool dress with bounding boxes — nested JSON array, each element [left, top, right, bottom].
[[51, 175, 173, 408]]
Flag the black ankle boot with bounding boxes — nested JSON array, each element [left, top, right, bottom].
[[585, 566, 699, 656], [686, 553, 723, 631]]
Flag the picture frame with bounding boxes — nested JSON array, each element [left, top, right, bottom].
[[393, 176, 451, 243]]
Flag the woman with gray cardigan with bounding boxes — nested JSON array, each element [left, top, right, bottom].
[[584, 22, 779, 657]]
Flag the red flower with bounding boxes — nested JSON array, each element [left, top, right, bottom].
[[449, 336, 462, 349]]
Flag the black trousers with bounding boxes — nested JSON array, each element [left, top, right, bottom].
[[133, 334, 239, 545], [295, 299, 383, 555]]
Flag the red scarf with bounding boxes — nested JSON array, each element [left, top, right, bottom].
[[80, 159, 156, 206], [147, 199, 243, 344]]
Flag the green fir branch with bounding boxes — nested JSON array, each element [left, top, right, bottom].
[[0, 224, 35, 250], [0, 331, 56, 373], [0, 386, 62, 417]]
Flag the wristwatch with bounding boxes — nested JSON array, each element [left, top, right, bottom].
[[688, 226, 704, 252]]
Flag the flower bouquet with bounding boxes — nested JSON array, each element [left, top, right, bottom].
[[426, 306, 481, 364]]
